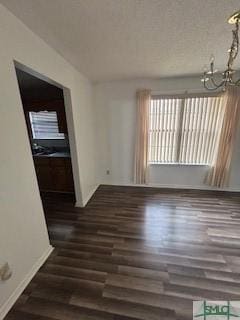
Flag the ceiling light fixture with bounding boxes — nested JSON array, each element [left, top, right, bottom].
[[202, 10, 240, 91]]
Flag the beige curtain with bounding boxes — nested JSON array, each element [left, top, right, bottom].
[[134, 89, 151, 184], [206, 86, 240, 187]]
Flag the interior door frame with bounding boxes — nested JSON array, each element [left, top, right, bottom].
[[13, 60, 83, 206]]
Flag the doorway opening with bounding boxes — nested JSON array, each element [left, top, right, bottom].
[[15, 66, 76, 203]]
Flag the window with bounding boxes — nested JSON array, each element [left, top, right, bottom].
[[29, 111, 65, 140], [149, 95, 224, 165]]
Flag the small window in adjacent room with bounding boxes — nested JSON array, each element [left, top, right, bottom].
[[29, 111, 65, 139], [149, 95, 224, 165]]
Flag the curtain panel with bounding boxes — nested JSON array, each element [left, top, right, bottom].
[[206, 86, 240, 187], [134, 90, 151, 184]]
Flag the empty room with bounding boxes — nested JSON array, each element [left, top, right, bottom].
[[1, 1, 240, 319]]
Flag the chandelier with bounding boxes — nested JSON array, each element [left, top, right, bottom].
[[202, 11, 240, 91]]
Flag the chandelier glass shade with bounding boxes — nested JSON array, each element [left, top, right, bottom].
[[202, 11, 240, 91]]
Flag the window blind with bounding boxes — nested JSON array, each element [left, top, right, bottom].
[[29, 111, 65, 140], [149, 98, 181, 163], [149, 95, 224, 165]]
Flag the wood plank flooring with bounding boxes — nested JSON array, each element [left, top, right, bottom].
[[5, 185, 240, 320]]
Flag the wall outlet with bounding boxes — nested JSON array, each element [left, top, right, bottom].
[[106, 170, 110, 175], [0, 262, 12, 281]]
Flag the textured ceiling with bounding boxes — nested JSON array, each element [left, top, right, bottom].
[[1, 0, 240, 82]]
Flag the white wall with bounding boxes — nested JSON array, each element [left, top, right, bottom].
[[1, 2, 240, 317], [0, 4, 97, 318], [94, 77, 240, 191]]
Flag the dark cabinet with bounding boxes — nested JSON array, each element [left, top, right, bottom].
[[35, 158, 53, 190], [57, 108, 68, 134], [34, 157, 74, 192]]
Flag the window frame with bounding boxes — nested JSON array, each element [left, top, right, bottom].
[[149, 92, 223, 166]]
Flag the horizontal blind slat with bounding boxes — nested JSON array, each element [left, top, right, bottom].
[[29, 111, 65, 140]]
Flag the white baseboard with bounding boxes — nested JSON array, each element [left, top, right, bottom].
[[0, 245, 53, 320], [103, 181, 240, 192], [75, 184, 99, 207]]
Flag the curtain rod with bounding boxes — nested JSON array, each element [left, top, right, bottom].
[[151, 90, 223, 99]]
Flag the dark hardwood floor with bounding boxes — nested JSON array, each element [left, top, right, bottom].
[[5, 185, 240, 320]]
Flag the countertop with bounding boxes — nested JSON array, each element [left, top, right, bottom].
[[33, 151, 70, 158]]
